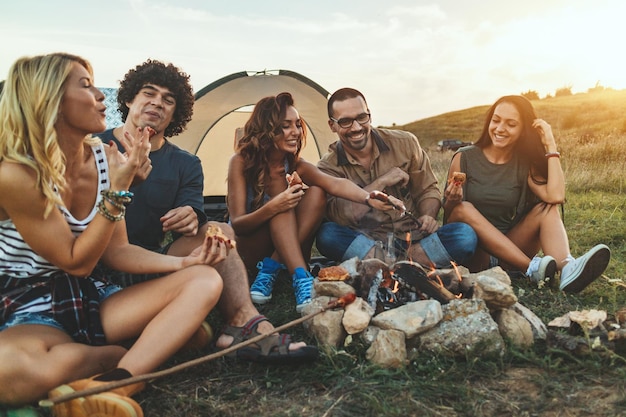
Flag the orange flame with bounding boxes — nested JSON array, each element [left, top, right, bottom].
[[426, 267, 445, 288], [427, 265, 465, 299], [450, 261, 463, 282], [434, 274, 444, 288]]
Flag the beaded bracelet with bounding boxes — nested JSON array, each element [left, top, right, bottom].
[[545, 152, 560, 159], [97, 198, 125, 222], [102, 196, 126, 211], [101, 189, 133, 204]]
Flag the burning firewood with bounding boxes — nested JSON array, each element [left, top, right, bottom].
[[391, 261, 456, 304]]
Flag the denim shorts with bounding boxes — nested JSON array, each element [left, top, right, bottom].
[[316, 221, 477, 268], [0, 282, 122, 332]]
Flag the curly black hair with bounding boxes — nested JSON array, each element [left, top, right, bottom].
[[116, 59, 194, 138]]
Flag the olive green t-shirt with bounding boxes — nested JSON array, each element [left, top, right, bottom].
[[457, 145, 529, 234]]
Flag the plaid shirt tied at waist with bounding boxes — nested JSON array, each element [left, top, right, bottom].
[[0, 272, 106, 345]]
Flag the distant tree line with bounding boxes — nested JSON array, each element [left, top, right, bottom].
[[522, 81, 610, 101]]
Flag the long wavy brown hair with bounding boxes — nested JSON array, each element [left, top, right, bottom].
[[474, 95, 548, 184], [235, 92, 307, 211]]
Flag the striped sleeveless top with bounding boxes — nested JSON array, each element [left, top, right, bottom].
[[0, 143, 109, 312]]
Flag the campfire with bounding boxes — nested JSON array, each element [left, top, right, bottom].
[[304, 251, 626, 369], [362, 231, 474, 310], [352, 258, 472, 314], [303, 256, 548, 368]]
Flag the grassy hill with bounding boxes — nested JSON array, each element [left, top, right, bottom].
[[390, 89, 626, 149], [388, 89, 626, 194]]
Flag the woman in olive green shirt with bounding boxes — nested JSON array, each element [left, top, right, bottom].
[[443, 95, 609, 293]]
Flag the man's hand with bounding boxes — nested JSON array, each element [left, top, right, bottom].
[[161, 206, 199, 237], [377, 167, 409, 189], [416, 214, 439, 235]]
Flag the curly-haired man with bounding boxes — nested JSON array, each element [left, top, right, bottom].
[[98, 60, 317, 363]]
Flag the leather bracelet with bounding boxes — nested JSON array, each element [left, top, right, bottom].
[[545, 152, 560, 159]]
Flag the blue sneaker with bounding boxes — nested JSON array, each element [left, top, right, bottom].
[[293, 267, 314, 313], [250, 257, 284, 304]]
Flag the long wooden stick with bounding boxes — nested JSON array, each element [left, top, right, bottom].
[[39, 293, 356, 408]]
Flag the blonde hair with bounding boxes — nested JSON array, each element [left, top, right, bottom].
[[0, 52, 99, 217]]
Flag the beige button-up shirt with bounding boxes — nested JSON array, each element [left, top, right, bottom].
[[317, 128, 441, 243]]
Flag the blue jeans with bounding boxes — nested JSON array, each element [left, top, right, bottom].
[[316, 222, 477, 268]]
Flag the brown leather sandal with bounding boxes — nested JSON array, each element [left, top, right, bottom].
[[218, 315, 318, 364]]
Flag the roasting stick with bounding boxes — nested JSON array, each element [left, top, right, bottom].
[[39, 293, 357, 408], [369, 191, 423, 227]]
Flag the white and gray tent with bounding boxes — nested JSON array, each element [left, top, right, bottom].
[[169, 69, 335, 219]]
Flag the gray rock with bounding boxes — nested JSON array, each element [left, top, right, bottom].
[[366, 329, 407, 368], [371, 299, 443, 338], [416, 299, 505, 358]]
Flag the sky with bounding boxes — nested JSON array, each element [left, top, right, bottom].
[[2, 0, 626, 126]]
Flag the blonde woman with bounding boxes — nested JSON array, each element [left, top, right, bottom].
[[0, 53, 225, 416]]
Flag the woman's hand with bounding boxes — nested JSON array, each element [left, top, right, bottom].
[[367, 190, 406, 212], [444, 180, 463, 203], [533, 119, 557, 152], [271, 184, 305, 214], [386, 195, 406, 212], [183, 234, 229, 267], [105, 126, 151, 190]]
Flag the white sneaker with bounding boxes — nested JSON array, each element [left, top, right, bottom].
[[560, 244, 611, 293], [526, 255, 557, 285]]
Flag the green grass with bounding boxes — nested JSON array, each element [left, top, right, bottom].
[[38, 90, 626, 417]]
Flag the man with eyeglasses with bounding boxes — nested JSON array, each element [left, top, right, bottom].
[[316, 87, 477, 268]]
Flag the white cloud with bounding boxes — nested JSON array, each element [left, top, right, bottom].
[[386, 4, 447, 21]]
